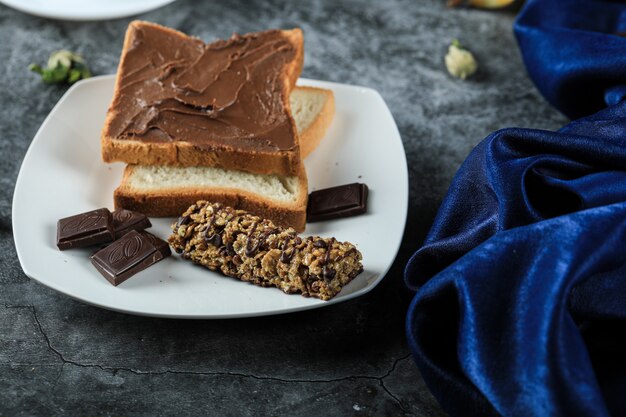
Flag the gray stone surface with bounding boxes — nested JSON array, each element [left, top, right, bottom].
[[0, 0, 568, 416]]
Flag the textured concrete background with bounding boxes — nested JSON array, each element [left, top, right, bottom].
[[0, 0, 567, 416]]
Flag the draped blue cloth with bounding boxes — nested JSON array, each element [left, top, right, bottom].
[[405, 1, 626, 416]]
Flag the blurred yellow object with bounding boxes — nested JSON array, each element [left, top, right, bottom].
[[448, 0, 516, 8]]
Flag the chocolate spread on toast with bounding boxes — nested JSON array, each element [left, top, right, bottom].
[[107, 23, 298, 152]]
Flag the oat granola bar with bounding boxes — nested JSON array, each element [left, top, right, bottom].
[[168, 202, 363, 300]]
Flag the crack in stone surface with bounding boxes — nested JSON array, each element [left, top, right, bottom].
[[51, 363, 65, 391], [380, 380, 409, 415], [4, 303, 415, 409], [379, 354, 413, 414]]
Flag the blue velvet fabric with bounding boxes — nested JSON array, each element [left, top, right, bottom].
[[405, 1, 626, 416], [515, 0, 626, 119]]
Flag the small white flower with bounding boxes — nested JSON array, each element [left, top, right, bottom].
[[445, 39, 478, 80]]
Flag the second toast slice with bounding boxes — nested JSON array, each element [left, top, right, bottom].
[[115, 164, 308, 231]]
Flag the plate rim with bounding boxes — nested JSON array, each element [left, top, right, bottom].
[[0, 0, 176, 21], [12, 74, 409, 319]]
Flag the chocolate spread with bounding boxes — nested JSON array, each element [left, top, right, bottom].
[[107, 23, 298, 152]]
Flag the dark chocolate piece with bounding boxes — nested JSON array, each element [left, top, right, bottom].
[[112, 209, 152, 238], [138, 231, 171, 258], [57, 208, 115, 250], [307, 183, 369, 222], [90, 230, 170, 286]]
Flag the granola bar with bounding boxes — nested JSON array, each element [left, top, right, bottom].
[[168, 202, 363, 300]]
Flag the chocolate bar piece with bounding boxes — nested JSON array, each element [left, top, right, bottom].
[[112, 209, 151, 238], [138, 231, 171, 258], [57, 208, 115, 250], [307, 183, 368, 222], [90, 230, 171, 286]]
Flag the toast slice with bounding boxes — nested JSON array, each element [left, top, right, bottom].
[[102, 21, 305, 176], [113, 86, 335, 232], [115, 165, 308, 232], [291, 86, 335, 158]]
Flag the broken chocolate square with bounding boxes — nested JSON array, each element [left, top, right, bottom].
[[112, 209, 151, 238], [57, 208, 115, 250], [90, 230, 170, 286], [307, 183, 368, 222]]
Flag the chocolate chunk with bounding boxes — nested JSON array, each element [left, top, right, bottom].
[[313, 239, 327, 248], [307, 183, 368, 222], [57, 208, 115, 250], [205, 232, 222, 248], [322, 266, 336, 281], [280, 248, 295, 263], [138, 231, 172, 258], [90, 230, 170, 286], [112, 209, 152, 238], [175, 214, 191, 228]]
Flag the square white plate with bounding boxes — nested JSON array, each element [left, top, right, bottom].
[[12, 75, 408, 318]]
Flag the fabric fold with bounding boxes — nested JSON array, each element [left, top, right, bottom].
[[514, 0, 626, 119]]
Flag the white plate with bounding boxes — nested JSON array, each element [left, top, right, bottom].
[[0, 0, 175, 21], [12, 75, 408, 319]]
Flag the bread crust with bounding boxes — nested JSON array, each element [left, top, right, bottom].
[[296, 87, 335, 159], [101, 21, 305, 176], [114, 165, 308, 232]]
